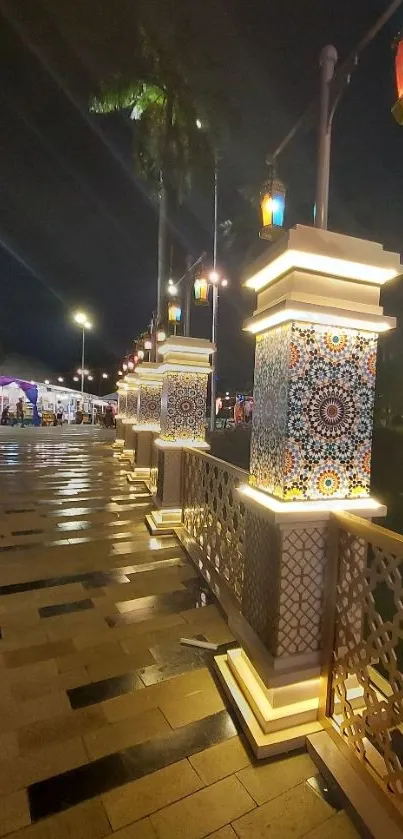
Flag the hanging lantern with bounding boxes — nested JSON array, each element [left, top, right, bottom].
[[392, 34, 403, 124], [260, 166, 286, 240], [168, 301, 182, 323], [194, 272, 209, 305], [143, 336, 152, 351]]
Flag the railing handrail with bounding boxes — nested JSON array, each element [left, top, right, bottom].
[[332, 510, 403, 557], [185, 447, 250, 481]]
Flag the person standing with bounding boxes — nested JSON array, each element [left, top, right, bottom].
[[16, 398, 24, 427]]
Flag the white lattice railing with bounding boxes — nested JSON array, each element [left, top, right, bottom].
[[329, 511, 403, 800], [182, 449, 248, 604]]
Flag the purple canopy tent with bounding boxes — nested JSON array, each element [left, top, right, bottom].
[[0, 377, 40, 425]]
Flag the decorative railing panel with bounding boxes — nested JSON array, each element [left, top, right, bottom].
[[329, 511, 403, 799], [182, 449, 248, 604]]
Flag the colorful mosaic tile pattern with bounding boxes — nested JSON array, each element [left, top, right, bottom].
[[250, 324, 291, 497], [125, 389, 138, 421], [161, 372, 208, 442], [138, 384, 161, 426], [250, 322, 377, 501]]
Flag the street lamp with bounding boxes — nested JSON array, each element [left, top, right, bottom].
[[260, 165, 286, 239], [168, 301, 182, 335], [58, 377, 64, 383], [194, 272, 209, 304], [102, 373, 108, 379], [167, 279, 178, 296], [73, 376, 79, 383], [209, 270, 228, 432], [73, 312, 92, 394]]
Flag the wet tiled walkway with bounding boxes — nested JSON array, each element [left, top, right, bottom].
[[0, 427, 359, 838]]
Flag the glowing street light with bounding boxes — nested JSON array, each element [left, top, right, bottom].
[[44, 379, 50, 385], [167, 279, 178, 296], [58, 377, 64, 383], [73, 311, 92, 393], [102, 373, 108, 379], [73, 376, 79, 383]]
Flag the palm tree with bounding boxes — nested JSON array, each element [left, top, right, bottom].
[[90, 53, 212, 321]]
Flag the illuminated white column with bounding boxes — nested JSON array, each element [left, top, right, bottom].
[[147, 337, 213, 533], [127, 363, 162, 483], [216, 225, 401, 756], [113, 382, 127, 448]]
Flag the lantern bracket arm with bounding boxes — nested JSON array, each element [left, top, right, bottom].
[[266, 0, 403, 163]]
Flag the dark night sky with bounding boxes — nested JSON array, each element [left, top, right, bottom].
[[0, 0, 402, 389]]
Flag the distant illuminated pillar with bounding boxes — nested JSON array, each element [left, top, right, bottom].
[[128, 363, 162, 483], [147, 336, 214, 532]]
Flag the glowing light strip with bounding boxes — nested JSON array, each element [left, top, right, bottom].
[[239, 484, 383, 514], [154, 438, 209, 449], [245, 306, 394, 335], [159, 342, 214, 356], [245, 248, 399, 291], [158, 364, 211, 374], [135, 423, 160, 432], [137, 379, 162, 387]]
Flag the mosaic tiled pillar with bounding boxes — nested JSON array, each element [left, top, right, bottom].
[[147, 337, 214, 533], [113, 383, 127, 448], [215, 225, 401, 755], [121, 374, 139, 460], [128, 363, 162, 482]]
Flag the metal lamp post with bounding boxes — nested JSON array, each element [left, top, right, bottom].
[[73, 312, 92, 394], [315, 45, 338, 230], [266, 2, 403, 232]]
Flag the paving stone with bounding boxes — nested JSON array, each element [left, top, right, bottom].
[[189, 736, 251, 785], [102, 759, 204, 830], [0, 789, 30, 836], [232, 781, 334, 838], [236, 751, 316, 805], [6, 799, 110, 839], [302, 810, 360, 838], [150, 775, 255, 839]]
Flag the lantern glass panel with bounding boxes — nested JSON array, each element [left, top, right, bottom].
[[168, 303, 181, 323], [194, 277, 209, 304], [396, 40, 403, 99], [261, 178, 286, 229]]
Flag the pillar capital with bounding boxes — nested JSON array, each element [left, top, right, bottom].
[[243, 225, 401, 512]]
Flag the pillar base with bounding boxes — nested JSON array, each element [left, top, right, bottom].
[[127, 467, 151, 483], [215, 649, 322, 759], [113, 417, 125, 447], [145, 507, 182, 536], [126, 429, 158, 489]]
